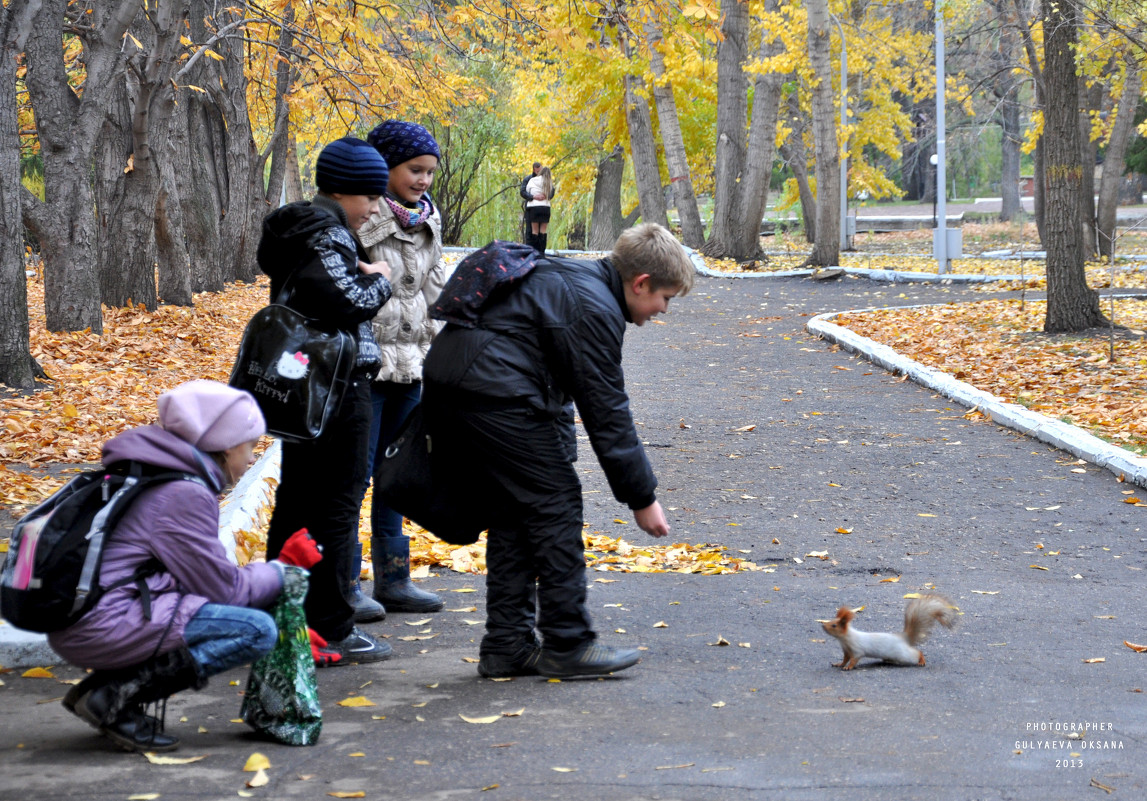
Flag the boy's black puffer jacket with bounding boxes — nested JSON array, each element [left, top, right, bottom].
[[257, 197, 391, 373], [423, 256, 656, 510]]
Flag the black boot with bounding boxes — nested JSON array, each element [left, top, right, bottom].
[[539, 233, 548, 254], [73, 647, 206, 753], [349, 541, 386, 623], [371, 536, 445, 613]]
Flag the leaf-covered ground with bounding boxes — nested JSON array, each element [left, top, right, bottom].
[[5, 236, 1147, 572]]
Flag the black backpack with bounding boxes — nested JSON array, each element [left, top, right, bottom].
[[0, 460, 206, 633]]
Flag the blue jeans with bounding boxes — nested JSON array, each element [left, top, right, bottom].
[[364, 380, 422, 540], [183, 603, 277, 678]]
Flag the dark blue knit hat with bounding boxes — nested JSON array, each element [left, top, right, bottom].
[[367, 120, 441, 168], [315, 137, 389, 196]]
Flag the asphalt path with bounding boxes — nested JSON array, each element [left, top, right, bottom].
[[1, 274, 1143, 800]]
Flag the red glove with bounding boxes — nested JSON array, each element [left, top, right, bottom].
[[308, 627, 342, 667], [278, 528, 322, 568]]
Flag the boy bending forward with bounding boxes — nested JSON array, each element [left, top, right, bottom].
[[422, 223, 693, 678]]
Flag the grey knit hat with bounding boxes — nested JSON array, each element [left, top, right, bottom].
[[315, 137, 389, 196]]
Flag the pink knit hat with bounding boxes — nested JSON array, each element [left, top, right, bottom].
[[158, 380, 265, 452]]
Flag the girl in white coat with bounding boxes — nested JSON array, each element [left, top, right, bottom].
[[353, 120, 447, 619]]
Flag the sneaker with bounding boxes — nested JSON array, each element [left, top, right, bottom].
[[477, 646, 542, 678], [325, 627, 392, 665], [536, 642, 640, 678]]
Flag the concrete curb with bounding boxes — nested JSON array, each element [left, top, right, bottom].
[[806, 308, 1147, 488], [1, 442, 283, 668]]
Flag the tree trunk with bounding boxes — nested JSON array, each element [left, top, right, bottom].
[[622, 70, 669, 230], [1097, 56, 1141, 259], [588, 145, 630, 251], [212, 5, 266, 283], [644, 21, 704, 247], [735, 0, 786, 261], [93, 78, 134, 306], [1040, 0, 1103, 332], [182, 0, 225, 293], [22, 0, 140, 333], [989, 0, 1023, 222], [804, 0, 841, 267], [284, 128, 304, 204], [999, 91, 1023, 222], [780, 92, 816, 242], [701, 0, 749, 258], [0, 1, 41, 390], [1077, 75, 1103, 258], [156, 112, 192, 307], [1011, 0, 1046, 243]]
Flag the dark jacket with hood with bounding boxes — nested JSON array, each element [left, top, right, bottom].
[[256, 194, 392, 374], [48, 427, 283, 670], [423, 256, 657, 510]]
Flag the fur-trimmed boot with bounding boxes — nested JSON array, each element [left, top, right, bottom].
[[72, 646, 207, 753], [371, 536, 445, 613]]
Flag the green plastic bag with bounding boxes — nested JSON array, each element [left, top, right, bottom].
[[241, 565, 322, 745]]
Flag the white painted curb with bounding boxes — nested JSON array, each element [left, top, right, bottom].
[[806, 309, 1147, 488]]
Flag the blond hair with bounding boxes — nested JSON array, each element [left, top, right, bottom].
[[611, 223, 694, 295]]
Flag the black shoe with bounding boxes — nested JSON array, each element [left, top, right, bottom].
[[74, 687, 179, 752], [351, 587, 386, 623], [327, 627, 392, 665], [63, 672, 112, 716], [478, 646, 542, 678], [537, 642, 640, 678]]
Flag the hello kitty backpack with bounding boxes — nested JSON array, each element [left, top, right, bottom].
[[229, 287, 355, 442]]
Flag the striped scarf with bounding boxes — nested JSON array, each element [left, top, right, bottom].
[[385, 195, 433, 228]]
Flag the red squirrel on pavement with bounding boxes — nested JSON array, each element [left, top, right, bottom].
[[822, 594, 958, 669]]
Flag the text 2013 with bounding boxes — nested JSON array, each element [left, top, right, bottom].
[[1055, 760, 1083, 768]]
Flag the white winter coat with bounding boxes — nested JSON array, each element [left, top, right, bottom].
[[357, 200, 447, 384]]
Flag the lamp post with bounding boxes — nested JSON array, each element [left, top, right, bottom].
[[934, 3, 948, 274], [831, 15, 849, 252]]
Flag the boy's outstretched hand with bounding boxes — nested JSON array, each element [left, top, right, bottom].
[[634, 501, 670, 538]]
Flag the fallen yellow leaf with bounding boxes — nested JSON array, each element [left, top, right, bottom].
[[144, 752, 208, 765], [1030, 565, 1049, 571], [405, 619, 433, 626], [243, 753, 271, 772], [247, 768, 269, 787], [328, 793, 366, 799], [337, 697, 376, 708], [653, 621, 668, 628], [502, 708, 525, 717], [21, 667, 53, 678], [127, 795, 161, 800], [459, 714, 501, 724], [1083, 658, 1106, 664], [552, 767, 576, 772], [879, 576, 900, 583], [1125, 641, 1147, 653], [712, 701, 726, 708], [710, 636, 730, 646]]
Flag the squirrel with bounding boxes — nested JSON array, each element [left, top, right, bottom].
[[822, 594, 958, 670]]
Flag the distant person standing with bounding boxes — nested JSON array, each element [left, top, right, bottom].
[[524, 166, 554, 254], [519, 161, 554, 250]]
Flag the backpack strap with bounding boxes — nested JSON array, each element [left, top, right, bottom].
[[71, 465, 209, 618]]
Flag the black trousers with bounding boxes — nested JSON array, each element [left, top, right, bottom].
[[429, 399, 594, 656], [266, 377, 372, 642]]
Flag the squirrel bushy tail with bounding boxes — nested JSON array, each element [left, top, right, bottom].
[[902, 594, 958, 645]]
